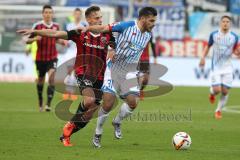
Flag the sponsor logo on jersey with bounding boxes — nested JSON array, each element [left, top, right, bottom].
[[128, 42, 143, 52], [101, 37, 107, 43], [83, 43, 104, 49]]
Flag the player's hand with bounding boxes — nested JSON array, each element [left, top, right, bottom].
[[25, 49, 30, 56], [35, 36, 42, 41], [63, 40, 69, 47], [17, 29, 34, 36], [107, 49, 117, 63], [199, 58, 205, 68], [76, 26, 88, 32]]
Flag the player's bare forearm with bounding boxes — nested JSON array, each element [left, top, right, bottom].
[[86, 25, 110, 33], [201, 45, 210, 59], [17, 29, 67, 39], [34, 30, 68, 39], [57, 39, 68, 46], [199, 45, 210, 67]]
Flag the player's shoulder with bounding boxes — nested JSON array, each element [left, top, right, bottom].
[[32, 21, 43, 28], [122, 20, 135, 28], [122, 20, 135, 25], [146, 31, 152, 37], [230, 31, 238, 39], [66, 22, 74, 27], [53, 22, 60, 27], [210, 30, 218, 37], [114, 21, 135, 28], [80, 21, 88, 27]]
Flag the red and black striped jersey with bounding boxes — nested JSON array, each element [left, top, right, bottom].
[[67, 30, 115, 80], [32, 21, 60, 61]]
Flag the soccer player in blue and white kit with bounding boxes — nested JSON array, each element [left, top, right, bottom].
[[199, 15, 239, 119], [81, 7, 157, 147]]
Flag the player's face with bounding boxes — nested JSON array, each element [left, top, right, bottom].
[[87, 11, 103, 26], [42, 8, 53, 22], [220, 18, 231, 31], [73, 10, 81, 23], [143, 15, 156, 32]]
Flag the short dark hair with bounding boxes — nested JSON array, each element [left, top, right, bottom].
[[74, 8, 81, 12], [138, 7, 157, 18], [42, 4, 52, 13], [85, 6, 100, 18], [221, 15, 232, 21]]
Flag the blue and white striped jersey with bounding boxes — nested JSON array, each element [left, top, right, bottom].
[[109, 21, 152, 72], [208, 30, 238, 73]]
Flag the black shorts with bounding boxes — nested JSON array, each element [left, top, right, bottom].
[[138, 60, 150, 74], [35, 58, 58, 78], [75, 75, 103, 105]]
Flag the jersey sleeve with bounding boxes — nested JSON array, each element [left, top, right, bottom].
[[57, 24, 60, 31], [29, 23, 38, 38], [67, 29, 81, 41], [109, 21, 135, 33], [32, 23, 37, 30], [208, 32, 214, 46], [108, 33, 116, 49], [233, 33, 239, 50]]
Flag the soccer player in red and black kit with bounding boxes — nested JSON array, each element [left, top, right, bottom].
[[25, 5, 66, 112], [138, 38, 156, 100], [18, 6, 115, 146]]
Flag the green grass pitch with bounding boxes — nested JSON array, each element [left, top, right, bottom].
[[0, 83, 240, 160]]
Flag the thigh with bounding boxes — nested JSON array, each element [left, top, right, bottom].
[[120, 76, 140, 99], [35, 61, 47, 78], [101, 60, 118, 95], [221, 73, 233, 89], [76, 75, 94, 95], [46, 58, 58, 72], [211, 73, 221, 87], [93, 80, 103, 105]]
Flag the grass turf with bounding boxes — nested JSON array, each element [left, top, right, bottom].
[[0, 83, 240, 160]]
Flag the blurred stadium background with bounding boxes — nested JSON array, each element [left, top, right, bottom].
[[0, 0, 240, 86], [1, 1, 240, 160]]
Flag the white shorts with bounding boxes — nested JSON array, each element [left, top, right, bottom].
[[211, 72, 233, 88], [101, 60, 140, 98]]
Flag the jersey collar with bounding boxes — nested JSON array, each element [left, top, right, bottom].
[[89, 32, 101, 37], [42, 20, 53, 28], [219, 29, 230, 35]]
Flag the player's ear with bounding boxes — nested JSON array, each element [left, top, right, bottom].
[[86, 16, 91, 23]]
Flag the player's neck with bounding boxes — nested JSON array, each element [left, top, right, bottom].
[[43, 20, 52, 25], [220, 29, 229, 34], [89, 30, 100, 36]]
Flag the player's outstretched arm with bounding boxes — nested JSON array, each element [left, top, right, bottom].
[[17, 29, 68, 39], [80, 25, 110, 33], [25, 36, 41, 44], [56, 39, 68, 47]]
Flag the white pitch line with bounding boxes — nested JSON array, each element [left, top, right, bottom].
[[222, 105, 240, 114]]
